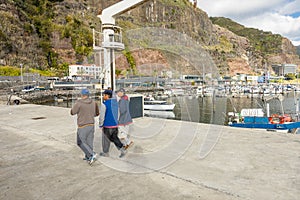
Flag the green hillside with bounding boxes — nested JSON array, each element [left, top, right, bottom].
[[1, 1, 298, 77], [1, 0, 99, 74], [210, 17, 282, 54]]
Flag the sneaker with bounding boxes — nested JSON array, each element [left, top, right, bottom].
[[99, 152, 109, 157], [119, 147, 127, 158], [83, 155, 89, 161], [89, 153, 97, 165], [125, 141, 134, 150]]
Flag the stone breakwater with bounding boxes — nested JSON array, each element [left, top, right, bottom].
[[0, 89, 102, 105], [0, 87, 162, 105]]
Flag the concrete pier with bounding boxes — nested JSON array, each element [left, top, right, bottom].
[[0, 104, 299, 200]]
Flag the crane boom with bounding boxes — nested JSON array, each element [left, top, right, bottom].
[[94, 0, 150, 90], [98, 0, 149, 25]]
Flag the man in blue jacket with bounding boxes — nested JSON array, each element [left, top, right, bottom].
[[99, 89, 127, 158]]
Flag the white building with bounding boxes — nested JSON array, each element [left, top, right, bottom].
[[271, 64, 297, 76], [69, 64, 102, 80], [246, 75, 259, 84]]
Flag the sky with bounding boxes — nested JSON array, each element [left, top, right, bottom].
[[191, 0, 300, 46]]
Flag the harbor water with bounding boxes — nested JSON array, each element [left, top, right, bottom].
[[40, 91, 300, 126]]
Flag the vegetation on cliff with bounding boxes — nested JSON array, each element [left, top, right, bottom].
[[0, 66, 55, 77], [210, 17, 282, 55], [0, 0, 298, 77], [1, 0, 98, 76]]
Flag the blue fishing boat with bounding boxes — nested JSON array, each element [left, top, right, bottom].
[[228, 108, 300, 132]]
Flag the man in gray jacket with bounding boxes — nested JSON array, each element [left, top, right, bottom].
[[116, 88, 133, 149], [71, 89, 99, 165]]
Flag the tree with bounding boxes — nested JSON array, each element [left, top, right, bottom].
[[284, 73, 296, 80]]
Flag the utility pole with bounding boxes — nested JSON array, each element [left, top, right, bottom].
[[20, 64, 23, 82]]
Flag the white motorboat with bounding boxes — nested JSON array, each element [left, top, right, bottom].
[[144, 99, 175, 111], [144, 110, 175, 119]]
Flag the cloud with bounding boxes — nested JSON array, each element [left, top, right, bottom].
[[194, 0, 300, 46], [241, 13, 300, 44], [278, 0, 300, 16], [197, 0, 285, 18]]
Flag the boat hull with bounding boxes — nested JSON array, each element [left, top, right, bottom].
[[144, 104, 175, 111], [229, 121, 300, 130], [144, 110, 175, 118]]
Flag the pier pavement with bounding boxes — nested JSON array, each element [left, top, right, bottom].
[[0, 104, 299, 200]]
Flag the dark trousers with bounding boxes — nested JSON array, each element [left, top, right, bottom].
[[102, 127, 123, 152]]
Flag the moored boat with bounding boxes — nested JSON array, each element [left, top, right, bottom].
[[228, 108, 300, 132], [144, 110, 175, 118], [144, 97, 175, 111]]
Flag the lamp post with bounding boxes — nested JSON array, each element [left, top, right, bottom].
[[20, 64, 23, 82]]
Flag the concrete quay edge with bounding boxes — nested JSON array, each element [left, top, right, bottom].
[[0, 104, 299, 200]]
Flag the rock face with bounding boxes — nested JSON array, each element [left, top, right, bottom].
[[267, 38, 300, 65], [119, 0, 300, 76], [0, 2, 43, 67], [0, 0, 299, 77], [210, 25, 253, 75]]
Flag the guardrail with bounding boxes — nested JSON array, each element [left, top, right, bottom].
[[53, 81, 93, 88]]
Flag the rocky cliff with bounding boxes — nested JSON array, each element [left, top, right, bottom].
[[0, 0, 299, 77], [297, 46, 300, 56], [114, 1, 300, 76]]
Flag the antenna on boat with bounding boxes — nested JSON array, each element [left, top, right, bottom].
[[228, 97, 237, 113], [278, 95, 285, 115], [296, 98, 300, 121]]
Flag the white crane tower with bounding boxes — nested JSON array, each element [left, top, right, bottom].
[[93, 0, 149, 90]]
